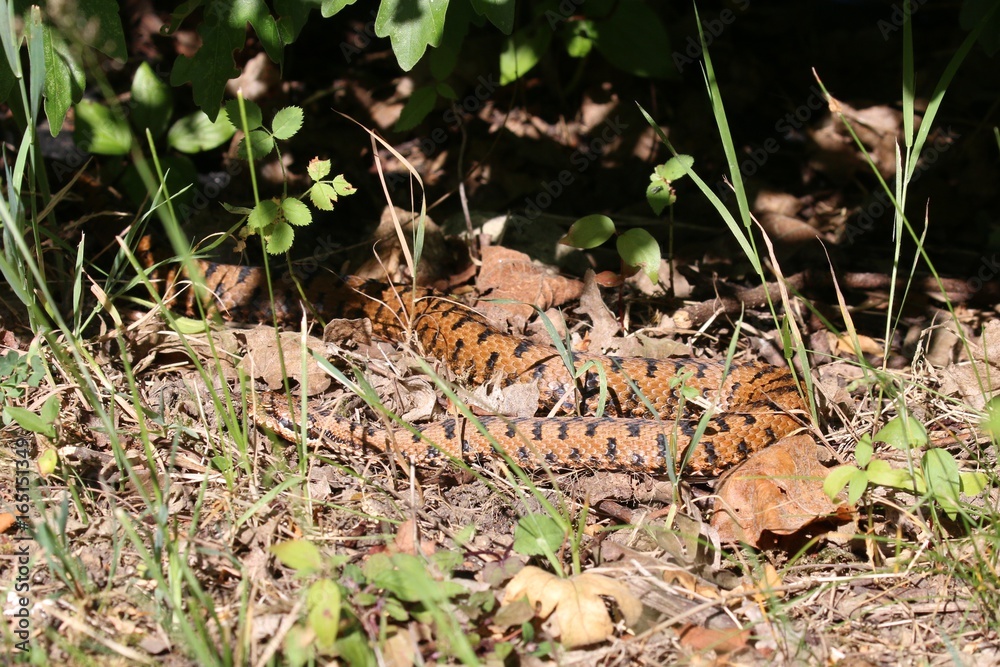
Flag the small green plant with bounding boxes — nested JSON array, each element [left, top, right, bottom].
[[220, 99, 356, 255], [271, 534, 495, 664], [824, 412, 989, 520], [558, 155, 692, 287], [0, 349, 46, 403]]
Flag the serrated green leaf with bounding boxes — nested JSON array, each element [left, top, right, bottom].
[[559, 214, 615, 249], [3, 406, 54, 437], [74, 100, 132, 155], [271, 105, 303, 140], [266, 221, 294, 254], [224, 98, 263, 131], [512, 513, 564, 556], [42, 26, 84, 135], [395, 86, 438, 132], [308, 158, 331, 181], [593, 0, 673, 79], [131, 62, 173, 140], [237, 129, 275, 160], [332, 175, 356, 196], [167, 110, 235, 153], [249, 199, 281, 230], [500, 23, 552, 85], [281, 197, 312, 226], [657, 155, 695, 181], [855, 433, 873, 467], [271, 539, 324, 574], [874, 414, 928, 450], [308, 182, 337, 211], [617, 228, 661, 284], [307, 579, 341, 651], [375, 0, 449, 71], [823, 465, 858, 501]]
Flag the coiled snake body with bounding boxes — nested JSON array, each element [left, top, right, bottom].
[[143, 238, 807, 475]]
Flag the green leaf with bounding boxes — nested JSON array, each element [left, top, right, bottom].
[[922, 449, 961, 512], [275, 0, 317, 44], [512, 513, 564, 557], [559, 214, 615, 249], [131, 62, 174, 140], [563, 21, 595, 58], [306, 579, 341, 652], [249, 199, 281, 230], [873, 414, 928, 450], [74, 100, 132, 155], [371, 553, 465, 602], [224, 98, 263, 131], [375, 0, 450, 72], [40, 395, 60, 424], [500, 23, 552, 85], [846, 468, 869, 505], [271, 539, 324, 574], [657, 155, 695, 181], [395, 86, 438, 132], [222, 202, 254, 216], [78, 0, 128, 61], [170, 0, 283, 119], [308, 158, 331, 181], [960, 471, 989, 496], [332, 175, 356, 197], [823, 464, 858, 501], [321, 0, 360, 18], [308, 182, 338, 211], [237, 129, 275, 160], [429, 0, 470, 80], [282, 625, 315, 667], [436, 81, 457, 100], [982, 395, 1000, 442], [37, 448, 58, 476], [470, 0, 514, 34], [266, 221, 294, 254], [3, 405, 55, 438], [617, 228, 661, 284], [854, 433, 873, 468], [281, 197, 312, 226], [646, 177, 675, 216], [592, 0, 674, 79], [42, 26, 85, 135], [167, 110, 236, 153], [866, 459, 917, 490], [271, 105, 303, 140]]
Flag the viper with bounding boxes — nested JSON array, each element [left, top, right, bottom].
[[138, 235, 809, 475]]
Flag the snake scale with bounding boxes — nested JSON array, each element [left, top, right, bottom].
[[139, 236, 807, 475]]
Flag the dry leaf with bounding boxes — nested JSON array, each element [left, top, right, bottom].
[[0, 513, 15, 534], [940, 319, 1000, 409], [239, 327, 331, 396], [712, 435, 854, 546], [476, 246, 584, 326], [500, 565, 642, 648], [677, 624, 751, 654]]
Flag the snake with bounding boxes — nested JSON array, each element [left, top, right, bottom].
[[138, 235, 808, 475]]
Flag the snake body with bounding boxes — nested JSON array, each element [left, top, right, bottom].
[[141, 237, 807, 474]]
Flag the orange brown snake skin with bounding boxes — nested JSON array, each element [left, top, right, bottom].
[[143, 238, 808, 475]]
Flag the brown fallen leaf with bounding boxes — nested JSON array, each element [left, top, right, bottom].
[[940, 319, 1000, 410], [0, 513, 15, 534], [238, 327, 331, 396], [475, 245, 584, 327], [500, 565, 642, 648], [711, 435, 854, 546], [677, 624, 751, 654]]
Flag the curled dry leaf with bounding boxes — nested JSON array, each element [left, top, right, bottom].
[[239, 327, 331, 396], [500, 565, 642, 649], [711, 435, 854, 546], [475, 245, 584, 327]]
